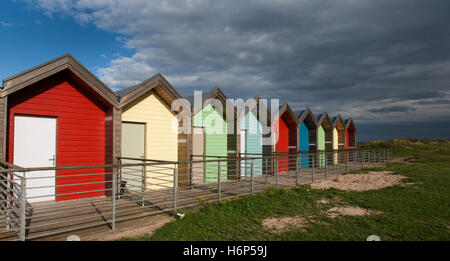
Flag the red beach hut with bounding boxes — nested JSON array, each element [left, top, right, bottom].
[[0, 54, 120, 202]]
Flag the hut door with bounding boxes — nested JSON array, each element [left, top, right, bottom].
[[192, 127, 204, 183], [240, 129, 246, 177], [13, 115, 56, 203], [121, 122, 145, 192]]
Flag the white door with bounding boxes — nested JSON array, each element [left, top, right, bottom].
[[240, 129, 246, 177], [121, 122, 146, 192], [14, 115, 57, 203]]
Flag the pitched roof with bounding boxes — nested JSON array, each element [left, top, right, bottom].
[[115, 73, 184, 109], [188, 87, 237, 117], [315, 112, 332, 127], [1, 53, 118, 107], [115, 74, 160, 99], [295, 107, 317, 127], [235, 96, 273, 123], [275, 103, 299, 126], [344, 117, 357, 132], [331, 114, 345, 129]]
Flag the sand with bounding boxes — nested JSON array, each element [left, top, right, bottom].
[[311, 171, 407, 191], [262, 216, 308, 233], [327, 206, 382, 218]]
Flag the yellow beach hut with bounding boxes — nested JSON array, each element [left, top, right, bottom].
[[116, 74, 189, 190]]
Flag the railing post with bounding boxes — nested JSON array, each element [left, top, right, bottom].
[[374, 150, 380, 166], [217, 161, 221, 203], [141, 164, 145, 207], [312, 154, 315, 182], [361, 151, 364, 169], [264, 157, 268, 185], [351, 150, 355, 170], [5, 173, 11, 230], [250, 160, 254, 196], [317, 152, 320, 169], [19, 174, 26, 241], [337, 151, 340, 178], [173, 166, 178, 218], [373, 151, 375, 165], [111, 166, 116, 231], [173, 167, 178, 217], [374, 151, 376, 165], [295, 154, 299, 185], [238, 156, 241, 179], [189, 161, 193, 189], [381, 150, 383, 164], [117, 158, 122, 199], [368, 151, 371, 166], [299, 154, 302, 183], [345, 150, 349, 173], [236, 157, 239, 180], [325, 153, 328, 179], [275, 159, 278, 190]]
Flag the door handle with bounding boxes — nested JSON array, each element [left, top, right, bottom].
[[49, 155, 56, 166]]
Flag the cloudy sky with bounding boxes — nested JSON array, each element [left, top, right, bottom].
[[1, 0, 449, 141]]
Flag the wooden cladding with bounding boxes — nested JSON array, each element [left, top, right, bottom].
[[6, 72, 113, 201]]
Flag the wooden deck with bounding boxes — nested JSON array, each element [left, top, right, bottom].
[[0, 162, 381, 241]]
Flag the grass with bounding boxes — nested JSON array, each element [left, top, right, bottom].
[[123, 139, 450, 241]]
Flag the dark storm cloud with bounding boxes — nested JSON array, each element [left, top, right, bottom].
[[415, 99, 450, 106], [368, 106, 416, 114], [26, 0, 450, 138]]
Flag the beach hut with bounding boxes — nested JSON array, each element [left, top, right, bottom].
[[238, 97, 272, 177], [315, 112, 333, 167], [345, 117, 357, 150], [274, 104, 298, 172], [344, 117, 357, 162], [189, 88, 238, 182], [0, 54, 120, 202], [331, 115, 346, 164], [295, 108, 318, 168], [116, 74, 189, 190]]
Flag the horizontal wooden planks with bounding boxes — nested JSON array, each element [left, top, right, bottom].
[[7, 73, 110, 201]]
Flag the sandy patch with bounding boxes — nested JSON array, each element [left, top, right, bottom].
[[317, 198, 330, 204], [82, 214, 174, 241], [262, 216, 307, 233], [311, 171, 406, 191], [327, 207, 382, 218]]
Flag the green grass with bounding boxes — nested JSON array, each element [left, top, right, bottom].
[[124, 139, 450, 241]]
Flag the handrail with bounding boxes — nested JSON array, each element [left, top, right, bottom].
[[0, 148, 393, 173], [118, 157, 178, 164]]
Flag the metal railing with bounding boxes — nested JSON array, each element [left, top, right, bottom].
[[0, 148, 392, 241]]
